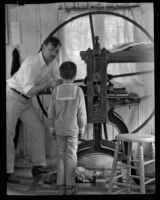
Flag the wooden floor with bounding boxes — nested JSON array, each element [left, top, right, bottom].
[[7, 157, 155, 195]]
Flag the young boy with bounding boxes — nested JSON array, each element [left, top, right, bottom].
[[48, 61, 87, 195]]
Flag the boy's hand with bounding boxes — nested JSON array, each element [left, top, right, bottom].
[[49, 127, 56, 140], [78, 132, 83, 141]]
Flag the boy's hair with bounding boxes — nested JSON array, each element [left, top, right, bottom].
[[42, 36, 61, 47], [60, 61, 77, 80]]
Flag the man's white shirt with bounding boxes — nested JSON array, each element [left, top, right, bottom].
[[7, 51, 60, 97]]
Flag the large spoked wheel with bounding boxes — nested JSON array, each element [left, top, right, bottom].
[[36, 11, 154, 185]]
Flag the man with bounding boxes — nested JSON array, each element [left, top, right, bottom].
[[6, 36, 62, 183]]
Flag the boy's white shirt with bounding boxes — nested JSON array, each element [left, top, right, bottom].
[[48, 83, 87, 137]]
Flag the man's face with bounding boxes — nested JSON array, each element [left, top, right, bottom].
[[42, 43, 60, 64]]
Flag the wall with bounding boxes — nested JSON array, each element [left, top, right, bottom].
[[6, 3, 60, 79]]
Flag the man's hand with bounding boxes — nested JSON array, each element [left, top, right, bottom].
[[48, 79, 63, 88], [56, 79, 63, 84], [49, 127, 56, 140], [48, 81, 56, 88], [55, 79, 63, 87]]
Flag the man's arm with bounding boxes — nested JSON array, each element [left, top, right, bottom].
[[22, 56, 62, 97], [25, 80, 60, 97]]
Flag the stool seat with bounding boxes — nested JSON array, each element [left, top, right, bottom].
[[115, 133, 155, 143], [108, 133, 155, 194]]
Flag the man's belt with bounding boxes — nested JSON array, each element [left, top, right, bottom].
[[11, 88, 31, 100]]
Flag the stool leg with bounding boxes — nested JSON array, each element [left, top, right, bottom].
[[108, 141, 120, 194], [126, 142, 132, 193], [151, 142, 155, 159], [138, 142, 145, 194]]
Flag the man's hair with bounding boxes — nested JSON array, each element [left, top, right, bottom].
[[60, 61, 77, 80], [42, 36, 61, 47]]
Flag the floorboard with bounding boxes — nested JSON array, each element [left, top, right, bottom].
[[7, 157, 155, 195]]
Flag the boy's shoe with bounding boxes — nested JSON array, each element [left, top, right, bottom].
[[57, 185, 65, 195], [7, 173, 20, 184], [65, 186, 78, 195], [57, 189, 65, 195]]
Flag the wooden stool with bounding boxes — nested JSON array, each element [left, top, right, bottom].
[[107, 133, 155, 194]]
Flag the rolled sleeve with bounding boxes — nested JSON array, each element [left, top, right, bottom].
[[23, 84, 34, 95]]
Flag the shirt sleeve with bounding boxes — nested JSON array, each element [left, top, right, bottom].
[[48, 89, 56, 127], [77, 87, 87, 135], [22, 56, 41, 95]]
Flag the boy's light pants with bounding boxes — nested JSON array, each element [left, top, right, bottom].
[[6, 85, 46, 173], [56, 135, 78, 187]]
